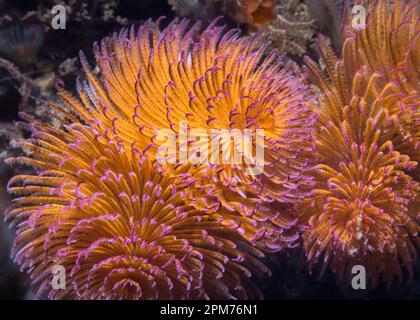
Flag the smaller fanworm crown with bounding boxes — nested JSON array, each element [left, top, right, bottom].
[[300, 0, 420, 287], [323, 0, 419, 174], [299, 120, 419, 287]]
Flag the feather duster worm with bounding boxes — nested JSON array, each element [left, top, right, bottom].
[[339, 0, 420, 177], [88, 19, 315, 202], [301, 0, 420, 287], [67, 19, 313, 252], [5, 111, 269, 299], [3, 18, 311, 299]]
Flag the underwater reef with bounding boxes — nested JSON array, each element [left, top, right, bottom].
[[0, 0, 419, 299]]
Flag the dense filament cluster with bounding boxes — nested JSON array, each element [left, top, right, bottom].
[[69, 19, 314, 251], [4, 18, 315, 299], [6, 112, 269, 299], [341, 0, 420, 175], [301, 0, 420, 287]]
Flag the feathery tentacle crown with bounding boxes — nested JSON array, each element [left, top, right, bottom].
[[6, 112, 269, 299], [4, 18, 316, 299], [71, 19, 315, 252], [301, 0, 420, 287], [341, 0, 420, 176]]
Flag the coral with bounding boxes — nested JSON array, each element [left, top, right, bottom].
[[168, 0, 315, 56], [38, 0, 127, 27], [257, 0, 316, 56], [223, 0, 277, 30], [0, 58, 35, 111], [300, 0, 420, 287], [167, 0, 217, 21], [167, 0, 278, 29]]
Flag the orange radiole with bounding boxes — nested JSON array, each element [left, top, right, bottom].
[[300, 0, 419, 287], [5, 19, 315, 299]]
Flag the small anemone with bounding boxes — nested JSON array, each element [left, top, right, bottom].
[[0, 24, 44, 68]]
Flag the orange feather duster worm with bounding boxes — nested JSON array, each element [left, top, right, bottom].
[[6, 112, 269, 299], [341, 0, 420, 176], [72, 19, 315, 252], [4, 19, 316, 299], [301, 0, 420, 287]]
